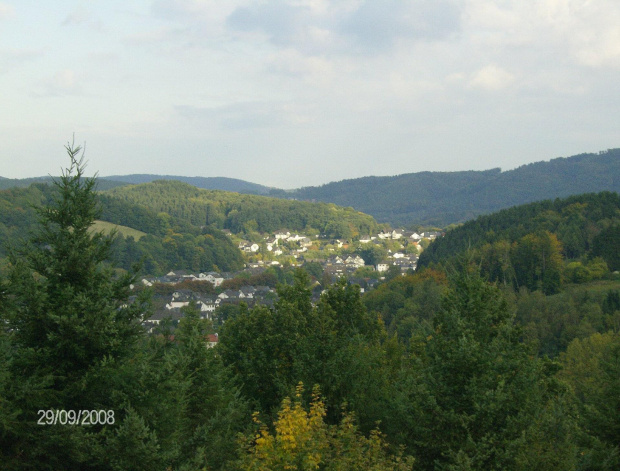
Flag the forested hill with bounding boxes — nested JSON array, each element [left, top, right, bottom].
[[0, 175, 127, 191], [6, 148, 618, 227], [418, 191, 620, 293], [0, 174, 271, 194], [276, 148, 620, 226], [102, 174, 272, 195], [0, 183, 245, 275], [103, 180, 379, 238]]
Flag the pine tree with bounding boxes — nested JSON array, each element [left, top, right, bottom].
[[1, 141, 149, 469], [392, 269, 577, 470]]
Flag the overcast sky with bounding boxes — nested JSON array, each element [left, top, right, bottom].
[[1, 1, 618, 188]]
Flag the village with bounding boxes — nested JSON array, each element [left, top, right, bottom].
[[139, 228, 442, 339]]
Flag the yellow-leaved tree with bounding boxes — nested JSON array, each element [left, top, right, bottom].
[[237, 383, 414, 471]]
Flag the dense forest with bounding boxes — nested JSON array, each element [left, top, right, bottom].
[[0, 176, 127, 191], [5, 148, 617, 228], [0, 182, 244, 275], [1, 145, 618, 470], [0, 175, 384, 276], [103, 180, 380, 238], [101, 174, 272, 195], [275, 148, 620, 226], [418, 191, 620, 294]]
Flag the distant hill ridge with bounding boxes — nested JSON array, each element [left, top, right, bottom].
[[277, 148, 620, 226], [102, 179, 379, 238], [101, 174, 273, 195], [0, 176, 127, 191], [2, 148, 618, 226], [416, 191, 620, 288]]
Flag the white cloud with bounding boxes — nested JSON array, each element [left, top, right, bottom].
[[574, 29, 620, 68], [61, 7, 103, 31], [36, 69, 82, 97], [0, 2, 14, 19], [267, 48, 336, 84], [469, 65, 515, 90], [225, 0, 461, 56], [1, 0, 619, 186], [152, 0, 239, 24], [62, 7, 90, 26], [177, 101, 284, 130], [464, 0, 620, 68], [533, 0, 620, 68], [122, 27, 181, 46], [0, 48, 43, 73]]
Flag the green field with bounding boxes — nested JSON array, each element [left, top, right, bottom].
[[91, 220, 146, 240], [564, 277, 620, 294]]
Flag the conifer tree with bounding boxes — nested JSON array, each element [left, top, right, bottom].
[[1, 140, 149, 468], [389, 268, 577, 470]]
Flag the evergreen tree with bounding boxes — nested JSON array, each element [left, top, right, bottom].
[[388, 268, 577, 470], [0, 141, 148, 469], [560, 332, 620, 469]]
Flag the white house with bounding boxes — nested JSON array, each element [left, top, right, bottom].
[[199, 272, 224, 287], [275, 231, 290, 240], [391, 229, 405, 239]]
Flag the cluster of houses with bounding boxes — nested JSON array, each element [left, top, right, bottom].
[[237, 228, 441, 258], [362, 229, 441, 242], [322, 253, 418, 279], [141, 271, 227, 287], [238, 231, 315, 255], [140, 228, 443, 339], [142, 282, 277, 338]]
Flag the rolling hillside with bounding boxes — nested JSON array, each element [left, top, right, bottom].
[[103, 180, 379, 238], [4, 148, 618, 228], [90, 220, 146, 240], [417, 191, 620, 295], [0, 183, 245, 275], [278, 149, 620, 226], [101, 174, 272, 195], [0, 176, 127, 191]]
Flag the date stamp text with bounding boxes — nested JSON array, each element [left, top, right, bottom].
[[37, 409, 115, 426]]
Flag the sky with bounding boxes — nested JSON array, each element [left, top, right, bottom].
[[1, 0, 619, 188]]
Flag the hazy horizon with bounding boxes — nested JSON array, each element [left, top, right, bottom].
[[2, 1, 619, 187], [3, 146, 612, 191]]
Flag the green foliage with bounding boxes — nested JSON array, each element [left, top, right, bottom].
[[0, 142, 148, 468], [386, 270, 577, 470], [515, 284, 620, 357], [356, 244, 388, 266], [511, 231, 563, 294], [5, 143, 146, 395], [0, 143, 250, 470], [2, 142, 617, 470], [354, 266, 380, 279], [591, 224, 620, 271], [0, 180, 245, 276], [559, 332, 620, 469], [276, 149, 620, 226], [101, 173, 272, 194], [109, 225, 244, 275], [302, 261, 324, 280], [103, 179, 379, 238], [419, 192, 620, 292], [363, 271, 446, 344], [219, 271, 389, 431]]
